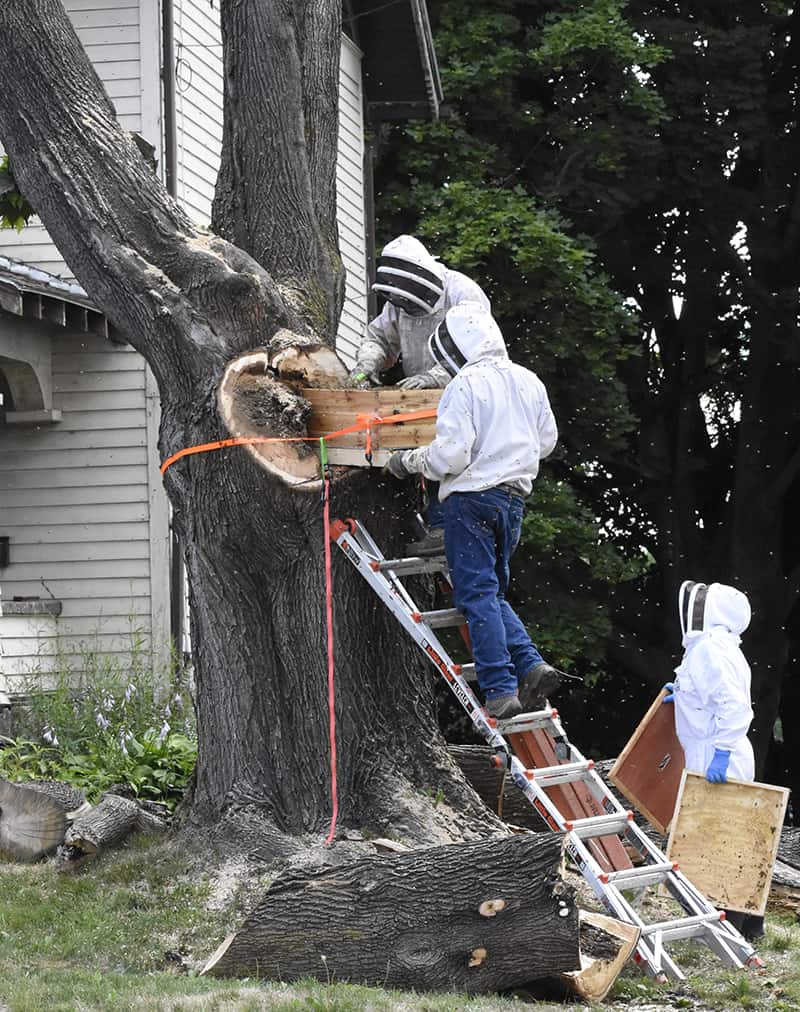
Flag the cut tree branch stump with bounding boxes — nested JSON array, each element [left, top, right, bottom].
[[203, 833, 582, 992]]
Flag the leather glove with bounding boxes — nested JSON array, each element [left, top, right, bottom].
[[662, 681, 675, 703], [706, 748, 731, 784], [346, 367, 379, 390], [383, 450, 412, 479], [397, 371, 439, 390]]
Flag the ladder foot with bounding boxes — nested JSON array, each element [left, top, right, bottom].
[[655, 974, 669, 985], [746, 954, 766, 970]]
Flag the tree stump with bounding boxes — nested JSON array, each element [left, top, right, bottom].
[[203, 833, 580, 992]]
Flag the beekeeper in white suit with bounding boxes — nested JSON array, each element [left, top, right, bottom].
[[347, 235, 490, 392], [663, 579, 763, 941], [664, 580, 755, 783], [347, 235, 490, 555]]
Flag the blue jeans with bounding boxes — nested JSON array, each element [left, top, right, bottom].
[[443, 488, 544, 700], [427, 481, 444, 529]]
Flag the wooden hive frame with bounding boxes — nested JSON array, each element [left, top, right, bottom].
[[302, 388, 441, 466]]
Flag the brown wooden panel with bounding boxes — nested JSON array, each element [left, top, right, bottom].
[[609, 690, 685, 835], [666, 771, 789, 915], [509, 729, 631, 873]]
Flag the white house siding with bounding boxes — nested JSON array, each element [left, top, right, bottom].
[[173, 0, 223, 227], [0, 316, 168, 693], [170, 9, 368, 357], [0, 0, 148, 280], [336, 37, 368, 365]]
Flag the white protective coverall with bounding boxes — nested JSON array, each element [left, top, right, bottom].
[[401, 303, 558, 498], [354, 235, 490, 388], [673, 581, 755, 781]]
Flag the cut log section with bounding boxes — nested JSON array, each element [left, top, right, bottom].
[[0, 778, 67, 861], [203, 833, 585, 992], [56, 792, 168, 868]]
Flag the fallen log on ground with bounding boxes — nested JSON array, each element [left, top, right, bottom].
[[202, 832, 635, 997], [0, 779, 67, 861], [55, 792, 169, 868]]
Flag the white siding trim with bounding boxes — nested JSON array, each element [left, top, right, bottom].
[[139, 0, 163, 157]]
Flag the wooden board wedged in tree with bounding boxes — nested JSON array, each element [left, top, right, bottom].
[[303, 387, 441, 466]]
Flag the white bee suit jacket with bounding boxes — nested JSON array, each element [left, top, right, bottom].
[[402, 308, 558, 499], [356, 236, 490, 385], [673, 582, 755, 781]]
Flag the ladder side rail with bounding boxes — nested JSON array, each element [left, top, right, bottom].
[[565, 833, 684, 981]]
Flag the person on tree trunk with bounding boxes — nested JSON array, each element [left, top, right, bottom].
[[346, 235, 491, 557], [663, 580, 764, 943], [383, 302, 566, 719]]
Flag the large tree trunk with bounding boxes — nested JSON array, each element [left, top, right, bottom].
[[0, 1, 488, 849]]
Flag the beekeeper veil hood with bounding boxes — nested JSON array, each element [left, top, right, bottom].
[[372, 235, 446, 316], [428, 302, 507, 377], [678, 580, 751, 640]]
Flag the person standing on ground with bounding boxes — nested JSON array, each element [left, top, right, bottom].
[[384, 302, 566, 718], [663, 579, 764, 942], [347, 235, 491, 556]]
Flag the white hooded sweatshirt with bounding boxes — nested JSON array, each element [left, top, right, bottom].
[[402, 304, 558, 499], [355, 236, 490, 387], [673, 580, 755, 781]]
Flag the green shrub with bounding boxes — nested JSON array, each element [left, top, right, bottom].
[[1, 628, 197, 810]]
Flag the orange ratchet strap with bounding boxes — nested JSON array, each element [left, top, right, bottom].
[[159, 407, 437, 475]]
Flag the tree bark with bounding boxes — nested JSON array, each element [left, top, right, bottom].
[[202, 833, 582, 991], [55, 793, 168, 867], [0, 1, 491, 848]]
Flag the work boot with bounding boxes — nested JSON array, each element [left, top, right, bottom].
[[406, 527, 446, 558], [519, 662, 564, 711], [485, 694, 523, 719]]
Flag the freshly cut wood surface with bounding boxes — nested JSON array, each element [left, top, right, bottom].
[[561, 911, 640, 1001], [610, 689, 685, 835], [666, 770, 789, 914]]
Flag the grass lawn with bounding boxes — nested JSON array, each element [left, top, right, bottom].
[[0, 835, 798, 1011]]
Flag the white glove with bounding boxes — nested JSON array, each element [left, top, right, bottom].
[[383, 450, 412, 479], [397, 371, 439, 390]]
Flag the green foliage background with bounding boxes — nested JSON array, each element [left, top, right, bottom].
[[375, 1, 800, 767]]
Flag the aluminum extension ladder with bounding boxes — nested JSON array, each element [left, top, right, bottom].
[[330, 516, 763, 982]]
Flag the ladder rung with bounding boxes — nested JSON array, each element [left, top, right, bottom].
[[494, 708, 558, 733], [526, 760, 594, 787], [566, 811, 634, 838], [642, 911, 724, 942], [416, 608, 465, 629], [455, 663, 476, 682], [603, 861, 676, 889], [374, 557, 447, 576]]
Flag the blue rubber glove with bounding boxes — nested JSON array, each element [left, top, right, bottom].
[[662, 681, 675, 703], [706, 748, 731, 784]]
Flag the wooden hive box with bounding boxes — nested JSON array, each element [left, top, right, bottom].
[[302, 388, 441, 467], [609, 689, 686, 835], [666, 770, 789, 915]]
